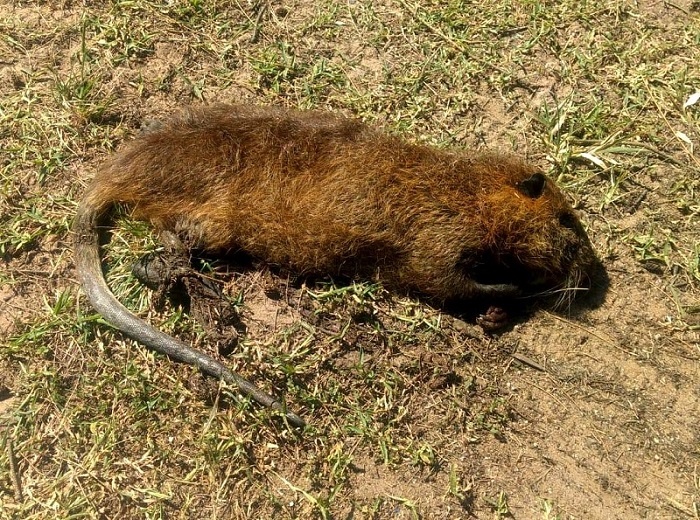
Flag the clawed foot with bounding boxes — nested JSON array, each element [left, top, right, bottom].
[[476, 305, 510, 332], [131, 231, 244, 351]]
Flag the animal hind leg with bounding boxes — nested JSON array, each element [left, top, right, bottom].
[[131, 230, 245, 353]]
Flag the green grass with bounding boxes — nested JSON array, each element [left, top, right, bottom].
[[1, 0, 699, 518]]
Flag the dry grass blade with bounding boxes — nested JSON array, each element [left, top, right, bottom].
[[6, 437, 23, 503]]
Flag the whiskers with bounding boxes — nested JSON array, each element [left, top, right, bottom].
[[518, 269, 591, 312]]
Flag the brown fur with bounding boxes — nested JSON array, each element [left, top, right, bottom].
[[81, 104, 594, 300], [73, 104, 599, 426]]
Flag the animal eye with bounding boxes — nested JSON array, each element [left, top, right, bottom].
[[559, 212, 577, 229], [516, 172, 546, 199]]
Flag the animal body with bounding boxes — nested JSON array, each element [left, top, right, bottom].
[[74, 104, 598, 426]]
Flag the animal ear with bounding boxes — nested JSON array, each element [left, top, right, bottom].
[[517, 172, 546, 199]]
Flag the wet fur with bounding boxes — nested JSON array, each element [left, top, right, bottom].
[[74, 104, 598, 425]]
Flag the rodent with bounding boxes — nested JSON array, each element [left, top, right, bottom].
[[73, 104, 599, 427]]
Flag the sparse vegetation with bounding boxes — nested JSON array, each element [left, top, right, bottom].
[[1, 1, 698, 518]]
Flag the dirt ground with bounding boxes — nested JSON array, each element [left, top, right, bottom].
[[0, 1, 698, 519]]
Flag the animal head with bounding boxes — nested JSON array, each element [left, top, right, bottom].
[[464, 162, 596, 307]]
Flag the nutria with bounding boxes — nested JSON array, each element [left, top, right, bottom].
[[73, 104, 598, 427]]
